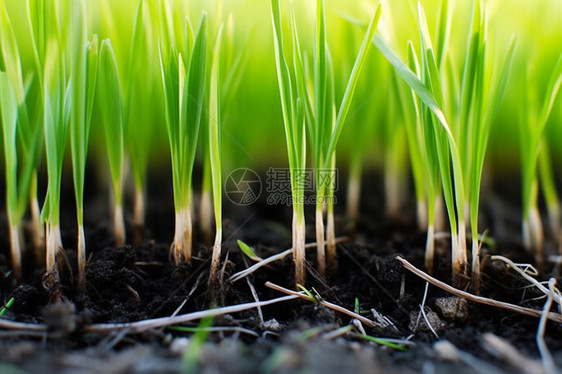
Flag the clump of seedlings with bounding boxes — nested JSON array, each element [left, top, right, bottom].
[[0, 3, 562, 369]]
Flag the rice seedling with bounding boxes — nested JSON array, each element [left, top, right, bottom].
[[24, 0, 49, 254], [2, 4, 562, 362], [98, 39, 126, 247], [270, 0, 308, 285], [0, 0, 44, 281], [42, 29, 70, 288], [69, 0, 99, 291], [122, 0, 158, 239], [518, 53, 562, 266], [0, 73, 23, 281], [159, 12, 207, 265], [318, 2, 381, 274], [374, 1, 516, 290], [454, 1, 516, 291], [208, 25, 224, 286], [273, 0, 381, 280], [538, 143, 561, 245]]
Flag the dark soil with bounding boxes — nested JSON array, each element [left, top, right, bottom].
[[1, 170, 562, 374]]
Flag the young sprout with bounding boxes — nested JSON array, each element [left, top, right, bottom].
[[98, 39, 126, 247], [208, 26, 224, 287], [320, 2, 382, 274], [538, 143, 561, 246], [24, 0, 49, 255], [457, 1, 515, 292], [519, 53, 562, 267], [123, 0, 157, 243], [42, 36, 70, 290], [1, 0, 46, 280], [159, 14, 207, 265], [0, 73, 23, 282], [70, 0, 99, 291], [270, 0, 307, 285]]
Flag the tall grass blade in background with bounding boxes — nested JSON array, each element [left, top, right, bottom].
[[271, 0, 307, 286], [70, 0, 98, 291], [98, 39, 126, 247], [159, 14, 207, 265], [208, 26, 224, 287]]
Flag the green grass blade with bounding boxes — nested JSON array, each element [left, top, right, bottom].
[[210, 25, 223, 233], [323, 4, 381, 169], [0, 72, 18, 222], [70, 0, 88, 225], [98, 39, 124, 203], [180, 13, 207, 201]]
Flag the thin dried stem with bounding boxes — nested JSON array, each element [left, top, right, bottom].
[[396, 256, 562, 323], [266, 281, 380, 328], [537, 279, 557, 374]]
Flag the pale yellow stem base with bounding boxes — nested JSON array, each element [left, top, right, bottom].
[[199, 189, 212, 246], [209, 229, 223, 288], [523, 207, 544, 269], [114, 204, 126, 247], [425, 224, 435, 275], [346, 176, 361, 225], [133, 188, 145, 246], [416, 200, 427, 233], [46, 223, 63, 274], [77, 224, 87, 292], [471, 235, 481, 295], [9, 224, 22, 282], [315, 207, 326, 277], [293, 214, 306, 287], [30, 195, 45, 266], [326, 209, 336, 274], [170, 208, 193, 265]]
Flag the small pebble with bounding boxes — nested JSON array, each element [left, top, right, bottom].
[[409, 307, 445, 333], [434, 297, 469, 322]]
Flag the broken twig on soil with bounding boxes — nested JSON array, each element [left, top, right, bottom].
[[396, 256, 562, 323]]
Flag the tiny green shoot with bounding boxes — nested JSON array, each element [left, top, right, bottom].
[[270, 0, 307, 285], [237, 240, 263, 262], [0, 297, 15, 316], [182, 315, 214, 374]]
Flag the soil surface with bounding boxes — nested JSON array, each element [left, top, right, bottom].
[[1, 170, 562, 374]]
